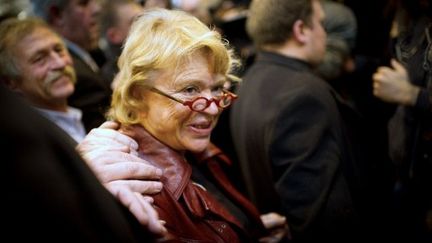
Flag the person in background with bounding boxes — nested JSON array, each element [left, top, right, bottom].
[[107, 8, 289, 242], [0, 17, 85, 143], [231, 0, 389, 241], [30, 0, 112, 131], [99, 0, 143, 86], [0, 16, 169, 243], [139, 0, 172, 9], [317, 1, 396, 236], [171, 0, 218, 25], [373, 0, 432, 241], [0, 30, 166, 238], [0, 17, 165, 210], [0, 0, 30, 22], [2, 82, 165, 242], [316, 0, 357, 83]]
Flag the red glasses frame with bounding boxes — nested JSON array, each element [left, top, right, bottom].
[[149, 87, 237, 112]]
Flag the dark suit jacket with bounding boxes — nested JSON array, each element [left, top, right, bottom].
[[2, 86, 154, 242], [68, 50, 112, 132], [230, 51, 364, 241]]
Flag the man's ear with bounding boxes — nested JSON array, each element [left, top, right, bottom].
[[3, 78, 21, 92], [292, 19, 308, 44], [106, 28, 123, 45]]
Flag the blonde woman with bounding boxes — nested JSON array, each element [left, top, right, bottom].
[[108, 8, 288, 242]]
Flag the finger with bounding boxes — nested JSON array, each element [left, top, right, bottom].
[[81, 149, 140, 168], [87, 128, 138, 150], [107, 180, 163, 194], [111, 187, 150, 226], [372, 72, 381, 82], [98, 120, 120, 129], [129, 149, 139, 156], [373, 82, 380, 96], [261, 212, 287, 229], [136, 192, 167, 235], [376, 66, 392, 73], [391, 58, 405, 73], [77, 136, 137, 156], [99, 162, 162, 181], [83, 146, 132, 160], [89, 150, 150, 165], [142, 195, 154, 203]]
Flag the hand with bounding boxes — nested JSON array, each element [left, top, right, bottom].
[[77, 121, 163, 195], [107, 184, 167, 235], [77, 121, 139, 155], [261, 212, 286, 229], [259, 212, 291, 243], [372, 59, 420, 106], [77, 121, 165, 229]]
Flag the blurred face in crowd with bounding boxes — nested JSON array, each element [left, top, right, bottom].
[[108, 2, 143, 45], [140, 52, 226, 153], [304, 0, 327, 66], [11, 27, 76, 110], [60, 0, 101, 50], [143, 0, 170, 8]]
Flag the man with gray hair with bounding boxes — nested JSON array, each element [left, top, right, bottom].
[[0, 16, 85, 142], [0, 17, 166, 241], [31, 0, 112, 132]]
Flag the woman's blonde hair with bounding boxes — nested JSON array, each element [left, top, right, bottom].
[[108, 8, 240, 125]]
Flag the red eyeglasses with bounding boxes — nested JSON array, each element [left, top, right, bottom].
[[149, 87, 238, 112]]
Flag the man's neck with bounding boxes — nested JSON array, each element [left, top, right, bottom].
[[30, 98, 69, 112], [261, 40, 308, 62]]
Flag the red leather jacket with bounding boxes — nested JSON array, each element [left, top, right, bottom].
[[121, 125, 267, 242]]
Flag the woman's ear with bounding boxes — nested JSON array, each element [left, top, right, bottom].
[[292, 19, 308, 44], [130, 84, 149, 116]]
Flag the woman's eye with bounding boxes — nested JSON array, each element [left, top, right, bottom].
[[213, 86, 224, 92], [182, 86, 200, 95], [212, 86, 224, 95]]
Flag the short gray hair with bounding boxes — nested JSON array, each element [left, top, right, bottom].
[[0, 17, 55, 81]]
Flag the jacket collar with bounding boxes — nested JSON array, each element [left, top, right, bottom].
[[120, 124, 230, 199], [193, 143, 231, 166], [120, 125, 191, 200], [255, 50, 313, 71]]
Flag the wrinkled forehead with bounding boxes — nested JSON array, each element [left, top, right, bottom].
[[157, 51, 226, 87], [15, 27, 63, 56]]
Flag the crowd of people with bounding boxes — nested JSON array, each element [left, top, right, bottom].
[[1, 0, 431, 242]]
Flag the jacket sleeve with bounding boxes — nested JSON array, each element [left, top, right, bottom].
[[415, 87, 432, 113], [269, 86, 355, 240]]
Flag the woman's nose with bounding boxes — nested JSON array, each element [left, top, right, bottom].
[[202, 99, 221, 115]]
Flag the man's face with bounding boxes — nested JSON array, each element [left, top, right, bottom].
[[108, 2, 143, 45], [304, 0, 327, 66], [60, 0, 101, 50], [12, 27, 76, 108]]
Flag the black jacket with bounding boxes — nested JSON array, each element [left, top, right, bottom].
[[2, 86, 154, 242], [231, 51, 365, 241], [67, 50, 112, 132]]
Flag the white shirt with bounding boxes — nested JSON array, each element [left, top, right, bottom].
[[35, 106, 86, 143]]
